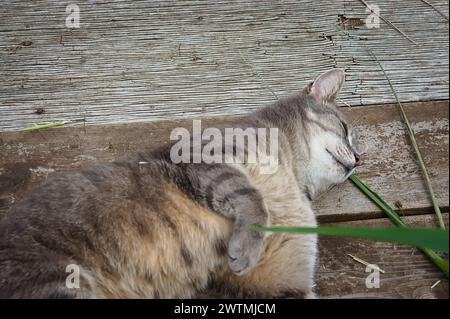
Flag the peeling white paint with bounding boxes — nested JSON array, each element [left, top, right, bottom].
[[75, 154, 97, 162], [29, 166, 55, 177]]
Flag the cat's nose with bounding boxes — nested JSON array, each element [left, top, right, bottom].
[[354, 154, 361, 166]]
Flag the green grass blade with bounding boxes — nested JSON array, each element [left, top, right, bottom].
[[349, 175, 406, 228], [22, 121, 67, 131], [369, 50, 445, 230], [250, 226, 448, 253], [422, 247, 449, 276]]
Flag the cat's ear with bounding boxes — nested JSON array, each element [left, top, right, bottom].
[[304, 69, 345, 106]]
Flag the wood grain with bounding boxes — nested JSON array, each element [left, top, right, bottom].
[[316, 214, 448, 299], [0, 100, 448, 223], [0, 0, 448, 131]]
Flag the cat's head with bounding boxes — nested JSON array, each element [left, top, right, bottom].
[[300, 69, 361, 199]]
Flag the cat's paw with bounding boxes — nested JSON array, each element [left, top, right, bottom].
[[227, 229, 265, 276]]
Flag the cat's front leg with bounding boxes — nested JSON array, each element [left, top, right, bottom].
[[226, 190, 270, 275], [185, 164, 270, 276], [218, 176, 319, 298]]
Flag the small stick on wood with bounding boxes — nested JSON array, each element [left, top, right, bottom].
[[431, 280, 441, 289], [420, 0, 449, 22], [358, 0, 418, 44], [347, 254, 385, 273], [338, 99, 352, 108]]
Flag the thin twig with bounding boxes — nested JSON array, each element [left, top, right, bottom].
[[338, 99, 352, 108], [421, 0, 449, 21], [358, 0, 418, 44], [431, 280, 441, 289], [367, 49, 446, 230], [347, 254, 385, 273]]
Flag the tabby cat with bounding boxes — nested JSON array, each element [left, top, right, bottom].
[[0, 69, 360, 298]]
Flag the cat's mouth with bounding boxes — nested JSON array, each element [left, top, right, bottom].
[[326, 149, 354, 169], [326, 149, 356, 180]]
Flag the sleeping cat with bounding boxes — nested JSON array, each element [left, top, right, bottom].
[[0, 69, 360, 298]]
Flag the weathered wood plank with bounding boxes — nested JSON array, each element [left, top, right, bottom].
[[0, 0, 448, 131], [316, 214, 449, 299], [0, 100, 448, 223]]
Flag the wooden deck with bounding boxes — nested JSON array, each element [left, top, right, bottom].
[[0, 101, 448, 298], [0, 0, 449, 298]]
